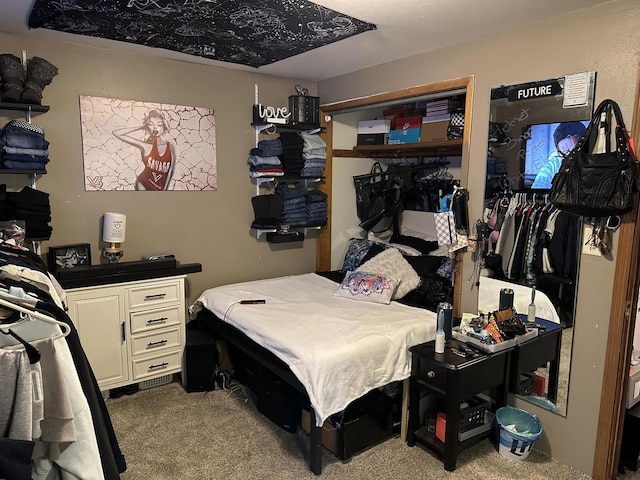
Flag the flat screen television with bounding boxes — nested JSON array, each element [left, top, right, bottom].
[[521, 120, 589, 189]]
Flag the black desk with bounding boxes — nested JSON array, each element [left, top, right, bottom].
[[509, 318, 563, 402], [406, 339, 511, 471]]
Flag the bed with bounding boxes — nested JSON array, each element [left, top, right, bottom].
[[189, 229, 452, 474]]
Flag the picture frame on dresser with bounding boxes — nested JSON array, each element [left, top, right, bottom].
[[48, 243, 91, 273]]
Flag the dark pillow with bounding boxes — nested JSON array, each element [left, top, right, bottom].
[[404, 255, 446, 277], [389, 233, 439, 255], [341, 238, 375, 272]]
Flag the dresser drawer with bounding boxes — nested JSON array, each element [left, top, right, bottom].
[[131, 326, 181, 356], [128, 280, 181, 309], [130, 305, 181, 334], [132, 350, 182, 380]]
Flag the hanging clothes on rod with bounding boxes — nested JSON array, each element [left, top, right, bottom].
[[0, 258, 125, 479], [484, 190, 580, 287]]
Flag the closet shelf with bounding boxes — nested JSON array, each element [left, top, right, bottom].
[[253, 122, 324, 133], [255, 175, 323, 187], [0, 102, 49, 113], [338, 138, 463, 158], [0, 168, 46, 175]]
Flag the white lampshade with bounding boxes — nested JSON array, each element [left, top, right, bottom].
[[102, 212, 126, 243]]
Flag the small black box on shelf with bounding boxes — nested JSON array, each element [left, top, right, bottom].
[[357, 133, 387, 146], [289, 95, 320, 126], [266, 231, 304, 243]]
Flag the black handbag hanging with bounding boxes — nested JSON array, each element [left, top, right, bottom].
[[549, 99, 638, 217], [353, 162, 390, 222]]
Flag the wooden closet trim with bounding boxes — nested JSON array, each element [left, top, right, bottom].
[[315, 76, 474, 273], [593, 65, 640, 480]]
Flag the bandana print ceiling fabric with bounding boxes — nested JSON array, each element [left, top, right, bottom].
[[28, 0, 376, 68]]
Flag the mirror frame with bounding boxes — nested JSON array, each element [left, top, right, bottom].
[[483, 72, 597, 416]]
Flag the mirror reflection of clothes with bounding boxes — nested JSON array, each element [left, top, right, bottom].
[[137, 134, 172, 191]]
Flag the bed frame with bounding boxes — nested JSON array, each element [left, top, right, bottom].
[[193, 307, 327, 474], [192, 267, 445, 474]]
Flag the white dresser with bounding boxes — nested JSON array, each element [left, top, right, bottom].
[[65, 275, 187, 391]]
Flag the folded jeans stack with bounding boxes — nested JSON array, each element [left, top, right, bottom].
[[248, 138, 284, 178], [305, 189, 327, 227], [1, 120, 49, 171], [276, 182, 308, 226]]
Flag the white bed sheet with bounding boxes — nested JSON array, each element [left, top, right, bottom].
[[478, 276, 560, 324], [191, 273, 437, 426]]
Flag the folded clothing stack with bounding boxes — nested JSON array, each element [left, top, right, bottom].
[[305, 188, 327, 227], [276, 182, 308, 226], [300, 132, 326, 178], [278, 132, 305, 175], [248, 138, 284, 178], [3, 186, 53, 240], [0, 120, 49, 171]]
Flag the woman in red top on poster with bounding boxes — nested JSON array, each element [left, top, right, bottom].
[[113, 109, 176, 190]]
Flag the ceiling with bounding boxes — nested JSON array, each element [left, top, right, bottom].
[[0, 0, 610, 82]]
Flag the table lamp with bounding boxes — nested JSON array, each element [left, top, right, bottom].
[[102, 212, 126, 263]]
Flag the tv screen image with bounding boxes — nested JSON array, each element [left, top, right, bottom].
[[522, 120, 589, 189]]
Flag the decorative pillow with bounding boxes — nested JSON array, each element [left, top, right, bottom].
[[341, 238, 393, 272], [334, 271, 397, 304], [341, 238, 375, 272], [356, 247, 420, 300]]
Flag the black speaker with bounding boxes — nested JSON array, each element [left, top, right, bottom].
[[182, 325, 217, 393]]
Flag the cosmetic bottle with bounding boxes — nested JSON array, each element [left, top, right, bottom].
[[527, 286, 536, 323], [435, 309, 445, 354]]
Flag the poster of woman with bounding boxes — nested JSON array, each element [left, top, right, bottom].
[[80, 96, 217, 191]]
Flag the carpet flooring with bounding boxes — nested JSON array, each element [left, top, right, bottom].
[[106, 381, 592, 480]]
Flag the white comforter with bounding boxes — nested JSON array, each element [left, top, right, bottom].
[[191, 273, 437, 426]]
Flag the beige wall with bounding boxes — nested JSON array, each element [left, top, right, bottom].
[[2, 0, 639, 476], [318, 0, 640, 475], [0, 32, 320, 306]]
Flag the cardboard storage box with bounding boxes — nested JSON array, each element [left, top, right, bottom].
[[388, 127, 420, 144], [358, 119, 391, 134], [394, 115, 422, 131], [420, 119, 450, 142], [357, 133, 387, 146], [300, 390, 395, 460]]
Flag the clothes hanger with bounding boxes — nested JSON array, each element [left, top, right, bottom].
[[0, 327, 41, 364], [0, 293, 70, 348]]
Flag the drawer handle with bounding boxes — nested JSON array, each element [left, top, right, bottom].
[[146, 317, 168, 324], [427, 371, 436, 378], [148, 362, 168, 371], [144, 293, 167, 300], [147, 339, 168, 348]]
